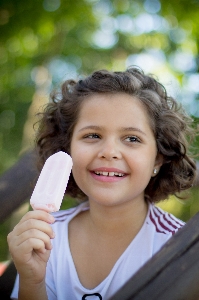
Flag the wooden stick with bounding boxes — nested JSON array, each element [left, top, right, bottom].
[[0, 150, 38, 223]]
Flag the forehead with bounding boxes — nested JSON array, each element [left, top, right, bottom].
[[76, 92, 154, 133]]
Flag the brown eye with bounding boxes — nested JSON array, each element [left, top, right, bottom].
[[125, 136, 141, 143], [84, 133, 100, 139]]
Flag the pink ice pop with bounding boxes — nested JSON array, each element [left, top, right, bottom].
[[30, 151, 73, 213]]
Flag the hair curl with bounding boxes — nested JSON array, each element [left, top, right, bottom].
[[36, 67, 198, 203]]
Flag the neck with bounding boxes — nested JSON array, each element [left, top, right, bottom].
[[87, 198, 148, 239]]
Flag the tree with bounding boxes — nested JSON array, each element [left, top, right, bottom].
[[0, 0, 199, 261], [1, 0, 199, 174]]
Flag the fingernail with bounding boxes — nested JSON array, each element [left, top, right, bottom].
[[49, 215, 55, 223]]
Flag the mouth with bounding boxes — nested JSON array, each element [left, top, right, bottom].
[[94, 171, 125, 177], [90, 168, 127, 182]]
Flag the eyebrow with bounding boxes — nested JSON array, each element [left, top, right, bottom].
[[120, 127, 146, 136], [78, 125, 102, 132], [78, 125, 146, 136]]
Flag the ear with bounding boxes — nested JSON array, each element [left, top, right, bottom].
[[151, 153, 163, 177]]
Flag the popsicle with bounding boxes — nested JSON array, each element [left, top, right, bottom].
[[30, 151, 73, 213]]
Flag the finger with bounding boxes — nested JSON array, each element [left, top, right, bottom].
[[16, 229, 53, 251], [17, 237, 50, 258], [8, 225, 54, 253], [18, 210, 55, 226], [13, 219, 55, 239]]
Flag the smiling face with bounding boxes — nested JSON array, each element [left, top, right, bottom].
[[70, 93, 162, 208]]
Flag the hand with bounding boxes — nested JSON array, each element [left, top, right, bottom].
[[7, 210, 55, 284]]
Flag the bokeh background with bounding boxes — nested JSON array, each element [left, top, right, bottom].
[[0, 0, 199, 262]]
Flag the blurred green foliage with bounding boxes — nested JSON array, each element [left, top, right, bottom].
[[158, 188, 199, 222], [0, 0, 199, 261], [1, 0, 199, 173]]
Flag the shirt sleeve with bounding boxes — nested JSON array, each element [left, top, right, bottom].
[[10, 274, 19, 299], [46, 257, 57, 300]]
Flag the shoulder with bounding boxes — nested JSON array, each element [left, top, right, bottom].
[[52, 201, 89, 225], [148, 203, 185, 235]]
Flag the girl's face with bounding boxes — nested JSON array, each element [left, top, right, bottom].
[[70, 93, 162, 207]]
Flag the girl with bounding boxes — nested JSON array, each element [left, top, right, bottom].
[[8, 67, 197, 300]]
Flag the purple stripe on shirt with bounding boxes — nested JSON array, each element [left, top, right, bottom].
[[152, 207, 175, 234], [149, 210, 167, 234]]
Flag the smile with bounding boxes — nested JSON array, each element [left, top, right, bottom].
[[94, 171, 125, 177]]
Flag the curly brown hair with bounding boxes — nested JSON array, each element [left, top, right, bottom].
[[36, 67, 197, 203]]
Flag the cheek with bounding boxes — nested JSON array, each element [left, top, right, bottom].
[[71, 150, 88, 182], [71, 163, 83, 189], [71, 162, 88, 196], [70, 147, 81, 169], [128, 154, 155, 174], [71, 158, 83, 177]]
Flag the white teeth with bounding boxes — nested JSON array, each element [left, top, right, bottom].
[[94, 171, 124, 177], [109, 172, 115, 177]]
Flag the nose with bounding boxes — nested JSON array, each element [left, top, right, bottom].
[[97, 139, 122, 160]]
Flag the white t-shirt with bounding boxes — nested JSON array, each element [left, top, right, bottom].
[[11, 202, 184, 300]]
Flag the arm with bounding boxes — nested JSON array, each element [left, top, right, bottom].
[[7, 210, 55, 300], [18, 279, 47, 300]]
